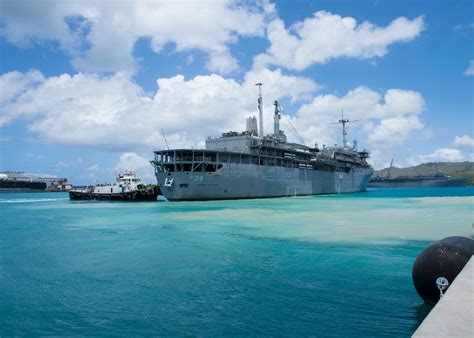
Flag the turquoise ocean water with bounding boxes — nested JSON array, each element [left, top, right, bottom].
[[1, 187, 472, 336]]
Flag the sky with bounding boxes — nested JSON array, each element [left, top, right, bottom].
[[0, 0, 473, 184]]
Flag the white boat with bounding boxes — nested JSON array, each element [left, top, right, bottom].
[[69, 172, 159, 201]]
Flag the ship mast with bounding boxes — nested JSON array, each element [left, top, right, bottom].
[[331, 110, 358, 147], [273, 100, 281, 136], [255, 83, 264, 137]]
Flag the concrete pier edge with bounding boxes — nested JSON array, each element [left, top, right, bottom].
[[413, 256, 474, 337]]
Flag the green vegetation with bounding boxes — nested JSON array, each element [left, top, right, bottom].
[[374, 161, 474, 185]]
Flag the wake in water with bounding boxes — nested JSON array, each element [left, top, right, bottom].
[[0, 197, 69, 204], [407, 196, 473, 203]]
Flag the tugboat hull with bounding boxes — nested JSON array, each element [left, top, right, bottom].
[[69, 186, 160, 201]]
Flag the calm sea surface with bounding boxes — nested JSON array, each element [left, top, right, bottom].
[[1, 187, 472, 336]]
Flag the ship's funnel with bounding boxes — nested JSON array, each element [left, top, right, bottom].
[[246, 116, 258, 135]]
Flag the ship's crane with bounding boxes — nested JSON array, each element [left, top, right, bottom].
[[387, 158, 394, 179], [282, 114, 305, 145], [160, 129, 170, 151], [271, 102, 306, 145]]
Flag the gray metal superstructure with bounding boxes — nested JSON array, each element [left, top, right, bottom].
[[151, 88, 373, 201]]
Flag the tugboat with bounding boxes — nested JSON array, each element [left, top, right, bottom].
[[69, 172, 160, 201]]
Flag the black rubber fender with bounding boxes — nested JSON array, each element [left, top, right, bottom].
[[412, 236, 474, 305]]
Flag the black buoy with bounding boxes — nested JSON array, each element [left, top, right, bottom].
[[412, 236, 474, 305]]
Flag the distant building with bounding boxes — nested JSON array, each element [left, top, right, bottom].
[[0, 172, 69, 190]]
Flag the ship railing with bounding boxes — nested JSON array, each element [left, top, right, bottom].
[[151, 148, 332, 172]]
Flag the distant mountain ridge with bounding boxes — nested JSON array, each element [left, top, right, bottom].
[[374, 161, 474, 185]]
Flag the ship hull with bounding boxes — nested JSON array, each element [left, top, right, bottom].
[[69, 187, 159, 201], [368, 177, 467, 188], [156, 164, 373, 201], [0, 180, 47, 192]]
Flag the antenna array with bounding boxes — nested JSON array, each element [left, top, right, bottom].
[[330, 109, 359, 146]]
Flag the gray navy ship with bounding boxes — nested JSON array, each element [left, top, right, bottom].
[[151, 84, 373, 201], [368, 175, 467, 188], [368, 160, 467, 188]]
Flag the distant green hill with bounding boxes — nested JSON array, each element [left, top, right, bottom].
[[374, 161, 474, 185]]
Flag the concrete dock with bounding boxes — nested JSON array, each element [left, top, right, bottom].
[[413, 256, 473, 337]]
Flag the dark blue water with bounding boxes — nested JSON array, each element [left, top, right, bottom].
[[1, 187, 472, 336]]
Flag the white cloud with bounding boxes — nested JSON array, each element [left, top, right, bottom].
[[26, 152, 45, 160], [0, 1, 83, 49], [406, 135, 474, 167], [114, 152, 155, 182], [0, 68, 427, 158], [0, 70, 44, 126], [55, 158, 83, 169], [464, 60, 474, 76], [80, 164, 104, 181], [453, 23, 474, 32], [0, 68, 317, 151], [87, 164, 100, 172], [254, 11, 424, 70], [366, 148, 396, 170], [453, 134, 474, 147], [367, 115, 423, 146], [204, 50, 239, 76], [0, 0, 268, 74], [0, 71, 147, 148], [408, 148, 468, 165], [290, 86, 425, 148]]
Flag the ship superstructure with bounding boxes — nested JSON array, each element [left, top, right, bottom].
[[151, 85, 373, 201]]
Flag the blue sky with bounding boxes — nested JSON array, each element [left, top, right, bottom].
[[0, 0, 473, 184]]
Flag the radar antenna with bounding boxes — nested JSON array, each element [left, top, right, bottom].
[[255, 83, 264, 138], [330, 109, 358, 146]]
